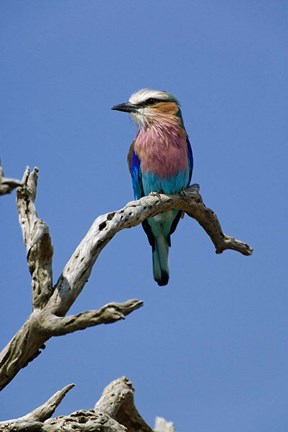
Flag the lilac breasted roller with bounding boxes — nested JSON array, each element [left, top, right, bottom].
[[112, 89, 193, 286]]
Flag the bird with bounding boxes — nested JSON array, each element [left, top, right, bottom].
[[112, 89, 193, 286]]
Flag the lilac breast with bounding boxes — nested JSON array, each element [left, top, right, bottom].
[[134, 124, 188, 178]]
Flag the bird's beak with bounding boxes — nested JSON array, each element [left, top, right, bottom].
[[111, 102, 137, 113]]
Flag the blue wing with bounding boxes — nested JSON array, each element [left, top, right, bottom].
[[187, 135, 193, 185], [127, 134, 193, 286], [127, 141, 143, 200]]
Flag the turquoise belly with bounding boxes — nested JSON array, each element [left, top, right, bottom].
[[142, 170, 190, 195]]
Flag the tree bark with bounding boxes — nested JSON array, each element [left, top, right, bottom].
[[1, 165, 253, 430], [0, 377, 172, 432], [0, 168, 252, 391], [0, 168, 143, 390]]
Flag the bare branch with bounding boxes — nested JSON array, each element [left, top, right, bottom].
[[0, 415, 125, 432], [16, 167, 53, 308], [0, 168, 252, 391], [0, 384, 74, 431], [0, 420, 43, 431], [0, 378, 156, 432], [21, 384, 75, 422], [181, 185, 252, 255], [95, 377, 153, 432], [49, 184, 252, 317], [0, 315, 48, 390], [45, 300, 144, 336], [0, 300, 143, 390], [0, 163, 23, 195]]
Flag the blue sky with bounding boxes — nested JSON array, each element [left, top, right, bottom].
[[1, 1, 288, 430]]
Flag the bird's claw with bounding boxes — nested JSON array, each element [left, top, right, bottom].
[[181, 184, 200, 197], [149, 191, 162, 200]]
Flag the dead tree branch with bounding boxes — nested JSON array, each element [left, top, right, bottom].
[[0, 167, 252, 391], [0, 377, 168, 432], [0, 162, 23, 195], [0, 168, 143, 390]]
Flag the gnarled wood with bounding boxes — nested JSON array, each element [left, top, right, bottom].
[[0, 378, 162, 432], [95, 377, 153, 432], [0, 168, 144, 391], [0, 300, 143, 391], [17, 167, 53, 308], [0, 167, 252, 391]]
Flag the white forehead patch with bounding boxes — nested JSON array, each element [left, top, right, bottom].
[[129, 88, 177, 105]]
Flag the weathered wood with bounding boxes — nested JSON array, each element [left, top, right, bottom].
[[0, 378, 160, 432], [0, 168, 144, 390], [44, 300, 143, 335], [21, 384, 75, 422], [49, 184, 252, 316], [0, 300, 143, 390], [95, 377, 153, 432], [0, 162, 23, 195], [16, 167, 54, 308], [0, 167, 252, 391]]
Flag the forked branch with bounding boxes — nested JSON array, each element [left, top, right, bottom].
[[0, 167, 252, 391]]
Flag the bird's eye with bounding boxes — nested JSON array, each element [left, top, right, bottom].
[[137, 97, 162, 108], [146, 98, 158, 104]]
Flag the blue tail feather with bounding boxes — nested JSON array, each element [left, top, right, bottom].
[[142, 210, 181, 286], [153, 234, 169, 286]]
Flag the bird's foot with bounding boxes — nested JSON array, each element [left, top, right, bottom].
[[149, 191, 163, 200], [180, 184, 200, 197]]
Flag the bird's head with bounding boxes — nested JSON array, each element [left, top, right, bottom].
[[112, 89, 183, 129]]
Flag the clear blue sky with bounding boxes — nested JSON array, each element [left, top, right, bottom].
[[1, 1, 287, 431]]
